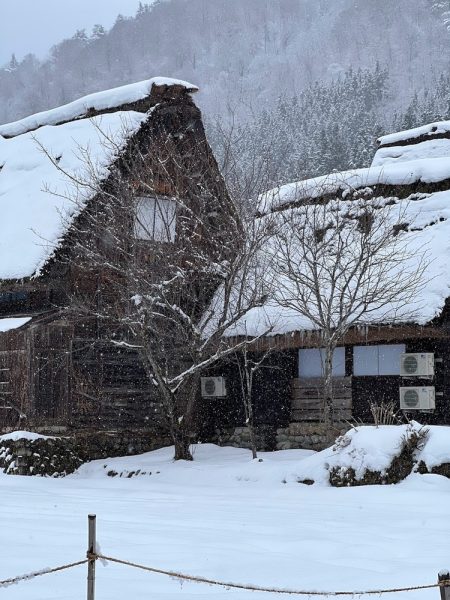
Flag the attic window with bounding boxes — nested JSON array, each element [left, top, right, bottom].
[[134, 196, 176, 242]]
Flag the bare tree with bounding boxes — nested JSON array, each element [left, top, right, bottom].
[[232, 329, 273, 459], [38, 113, 274, 460], [207, 103, 280, 214], [271, 184, 429, 428]]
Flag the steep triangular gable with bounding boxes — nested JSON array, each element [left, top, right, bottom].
[[0, 78, 197, 281]]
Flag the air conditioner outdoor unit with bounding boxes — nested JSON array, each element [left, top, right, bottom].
[[201, 376, 227, 398], [399, 386, 435, 411], [400, 353, 434, 377]]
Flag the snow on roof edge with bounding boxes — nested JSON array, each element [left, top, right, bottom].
[[0, 76, 198, 139], [0, 317, 32, 333], [258, 158, 450, 213], [378, 120, 450, 147]]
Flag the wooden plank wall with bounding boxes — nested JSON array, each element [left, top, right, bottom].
[[0, 329, 30, 428], [31, 321, 72, 422], [71, 339, 165, 429], [291, 376, 352, 422]]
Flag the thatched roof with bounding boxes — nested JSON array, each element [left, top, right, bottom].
[[0, 77, 197, 280], [230, 119, 450, 338]]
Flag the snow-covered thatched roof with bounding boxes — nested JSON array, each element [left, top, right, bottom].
[[0, 77, 197, 139], [258, 159, 450, 214], [231, 120, 450, 338], [259, 118, 450, 216], [377, 119, 450, 147], [0, 77, 197, 280]]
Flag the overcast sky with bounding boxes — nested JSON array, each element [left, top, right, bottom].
[[0, 0, 144, 65]]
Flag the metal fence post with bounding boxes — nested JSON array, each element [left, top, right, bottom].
[[439, 570, 450, 600], [87, 514, 96, 600]]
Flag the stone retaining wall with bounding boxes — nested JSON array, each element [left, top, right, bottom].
[[276, 423, 346, 451], [0, 428, 172, 476], [0, 436, 83, 476], [73, 429, 172, 462], [214, 423, 347, 452], [216, 425, 277, 451]]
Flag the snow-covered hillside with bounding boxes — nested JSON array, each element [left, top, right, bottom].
[[1, 0, 448, 124], [1, 443, 450, 599], [4, 2, 450, 189]]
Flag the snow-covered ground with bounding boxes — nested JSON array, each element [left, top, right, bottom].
[[1, 443, 450, 600]]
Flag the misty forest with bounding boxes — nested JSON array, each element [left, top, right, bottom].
[[3, 0, 450, 192]]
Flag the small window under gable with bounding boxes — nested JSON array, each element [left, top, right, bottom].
[[353, 344, 406, 376], [134, 196, 176, 242], [298, 347, 345, 378]]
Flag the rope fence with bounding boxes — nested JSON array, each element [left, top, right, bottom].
[[95, 553, 450, 597], [1, 515, 449, 599], [0, 559, 88, 589]]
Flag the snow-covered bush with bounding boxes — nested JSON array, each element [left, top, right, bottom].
[[296, 422, 434, 487]]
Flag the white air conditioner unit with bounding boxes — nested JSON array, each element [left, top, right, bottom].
[[201, 376, 227, 398], [399, 386, 435, 411], [400, 353, 434, 377]]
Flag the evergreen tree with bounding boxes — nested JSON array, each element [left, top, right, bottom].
[[8, 53, 19, 71], [209, 64, 391, 193], [91, 24, 106, 39]]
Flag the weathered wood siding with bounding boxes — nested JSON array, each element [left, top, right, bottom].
[[31, 320, 72, 423], [0, 329, 30, 428], [201, 334, 450, 432], [70, 340, 165, 429], [291, 377, 352, 422]]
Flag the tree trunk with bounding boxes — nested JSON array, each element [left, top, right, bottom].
[[172, 427, 194, 460], [322, 346, 334, 429], [139, 347, 196, 461], [171, 380, 197, 461], [246, 400, 258, 459], [248, 422, 258, 459]]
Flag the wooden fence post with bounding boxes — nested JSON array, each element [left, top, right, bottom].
[[87, 514, 96, 600], [439, 570, 450, 600]]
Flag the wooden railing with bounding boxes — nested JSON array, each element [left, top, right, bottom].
[[291, 376, 352, 422]]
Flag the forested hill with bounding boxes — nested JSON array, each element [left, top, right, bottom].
[[2, 0, 450, 189]]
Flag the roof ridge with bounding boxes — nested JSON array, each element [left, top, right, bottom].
[[0, 77, 198, 139]]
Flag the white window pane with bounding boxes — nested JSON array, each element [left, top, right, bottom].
[[153, 198, 176, 242], [378, 344, 405, 375], [299, 347, 345, 377], [354, 346, 378, 375], [328, 347, 345, 376], [135, 197, 156, 240], [353, 344, 406, 376], [299, 349, 322, 377], [135, 196, 176, 242]]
